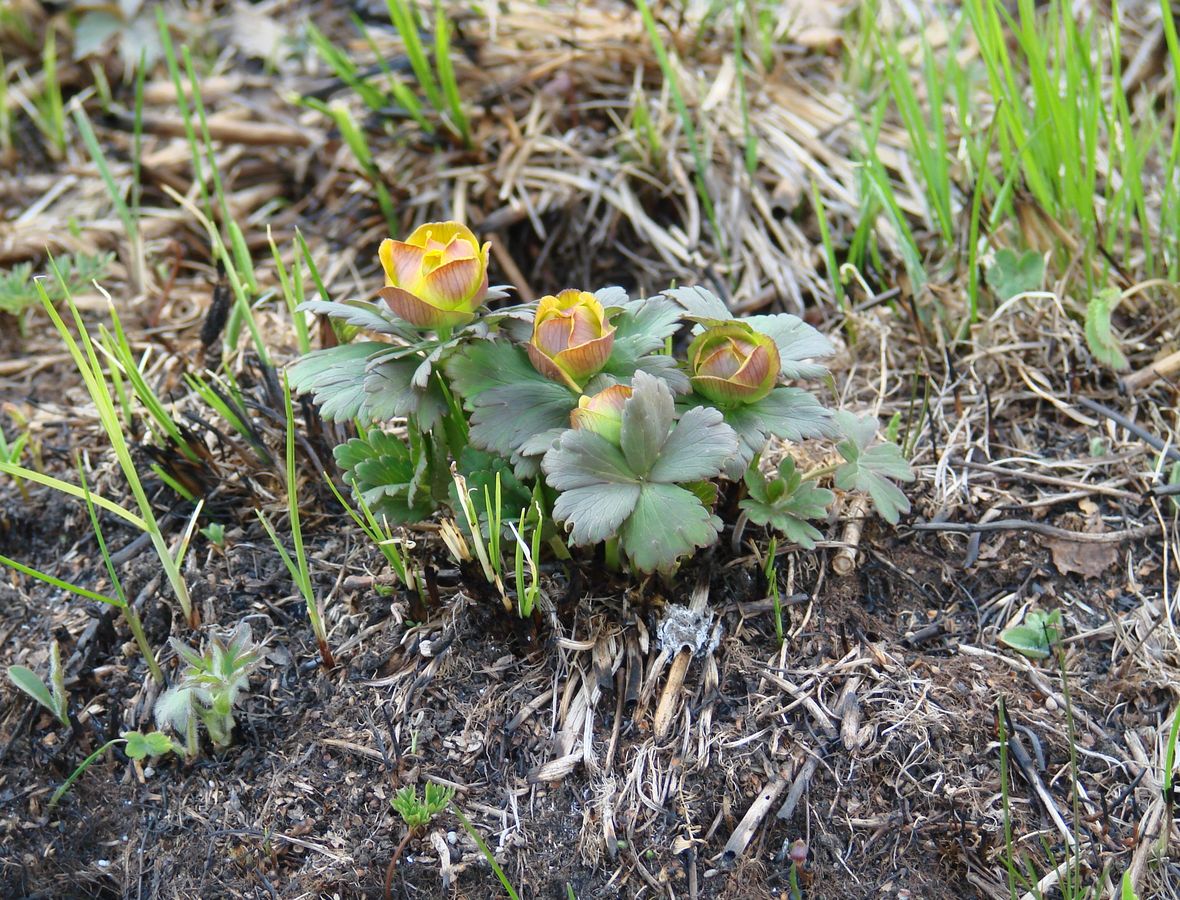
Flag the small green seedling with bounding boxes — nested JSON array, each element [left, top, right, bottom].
[[834, 411, 916, 525], [7, 640, 68, 727], [199, 522, 226, 547], [1085, 287, 1129, 371], [391, 782, 456, 830], [155, 623, 264, 755], [50, 730, 173, 809], [985, 248, 1045, 302], [741, 456, 835, 549], [1000, 609, 1062, 660]]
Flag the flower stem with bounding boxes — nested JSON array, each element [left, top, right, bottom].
[[801, 462, 837, 482], [604, 537, 620, 572]]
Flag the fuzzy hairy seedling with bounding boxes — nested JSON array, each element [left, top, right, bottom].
[[155, 624, 264, 755]]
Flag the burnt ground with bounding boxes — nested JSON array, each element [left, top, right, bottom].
[[3, 2, 1180, 899]]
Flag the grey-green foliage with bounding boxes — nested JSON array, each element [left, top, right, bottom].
[[740, 457, 835, 549], [155, 623, 264, 753], [833, 411, 916, 524], [542, 371, 739, 573], [334, 428, 440, 525]]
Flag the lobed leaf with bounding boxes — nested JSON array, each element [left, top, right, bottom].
[[445, 339, 552, 401], [603, 296, 684, 375], [620, 371, 675, 476], [833, 411, 915, 524], [621, 483, 723, 573], [466, 381, 580, 471], [364, 355, 447, 431], [551, 483, 642, 545], [740, 457, 833, 549], [334, 430, 438, 525], [296, 298, 409, 337], [649, 405, 740, 483], [123, 730, 174, 760], [985, 248, 1044, 302], [288, 342, 386, 422]]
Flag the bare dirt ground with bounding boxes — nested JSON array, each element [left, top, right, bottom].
[[1, 2, 1179, 899]]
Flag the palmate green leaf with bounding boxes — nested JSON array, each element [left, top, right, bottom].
[[710, 387, 834, 479], [999, 609, 1062, 660], [334, 430, 437, 525], [467, 381, 580, 474], [297, 298, 409, 337], [542, 372, 738, 571], [986, 248, 1044, 302], [445, 339, 548, 400], [663, 285, 730, 319], [833, 411, 915, 524], [364, 354, 447, 431], [123, 730, 174, 760], [603, 296, 685, 375], [664, 286, 835, 379], [1084, 287, 1129, 371], [621, 483, 723, 574], [740, 457, 833, 549], [288, 342, 386, 422], [544, 429, 639, 543], [552, 482, 644, 544]]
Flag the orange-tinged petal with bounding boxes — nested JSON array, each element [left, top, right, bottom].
[[527, 343, 581, 391], [699, 343, 744, 380], [404, 221, 480, 252], [380, 239, 427, 288], [417, 257, 485, 310], [379, 286, 476, 329], [441, 235, 479, 265], [553, 331, 615, 382], [535, 313, 574, 355], [732, 343, 778, 394], [568, 307, 603, 346]]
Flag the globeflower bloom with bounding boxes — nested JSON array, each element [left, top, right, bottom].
[[570, 384, 631, 445], [527, 290, 616, 391], [687, 323, 780, 406], [377, 221, 490, 330]]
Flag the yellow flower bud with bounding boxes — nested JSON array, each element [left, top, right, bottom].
[[687, 323, 780, 406], [377, 221, 490, 329], [526, 290, 616, 391]]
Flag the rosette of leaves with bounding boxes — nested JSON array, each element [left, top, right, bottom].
[[740, 457, 834, 548], [541, 371, 739, 573], [445, 289, 686, 476], [833, 411, 916, 524], [664, 286, 836, 478]]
